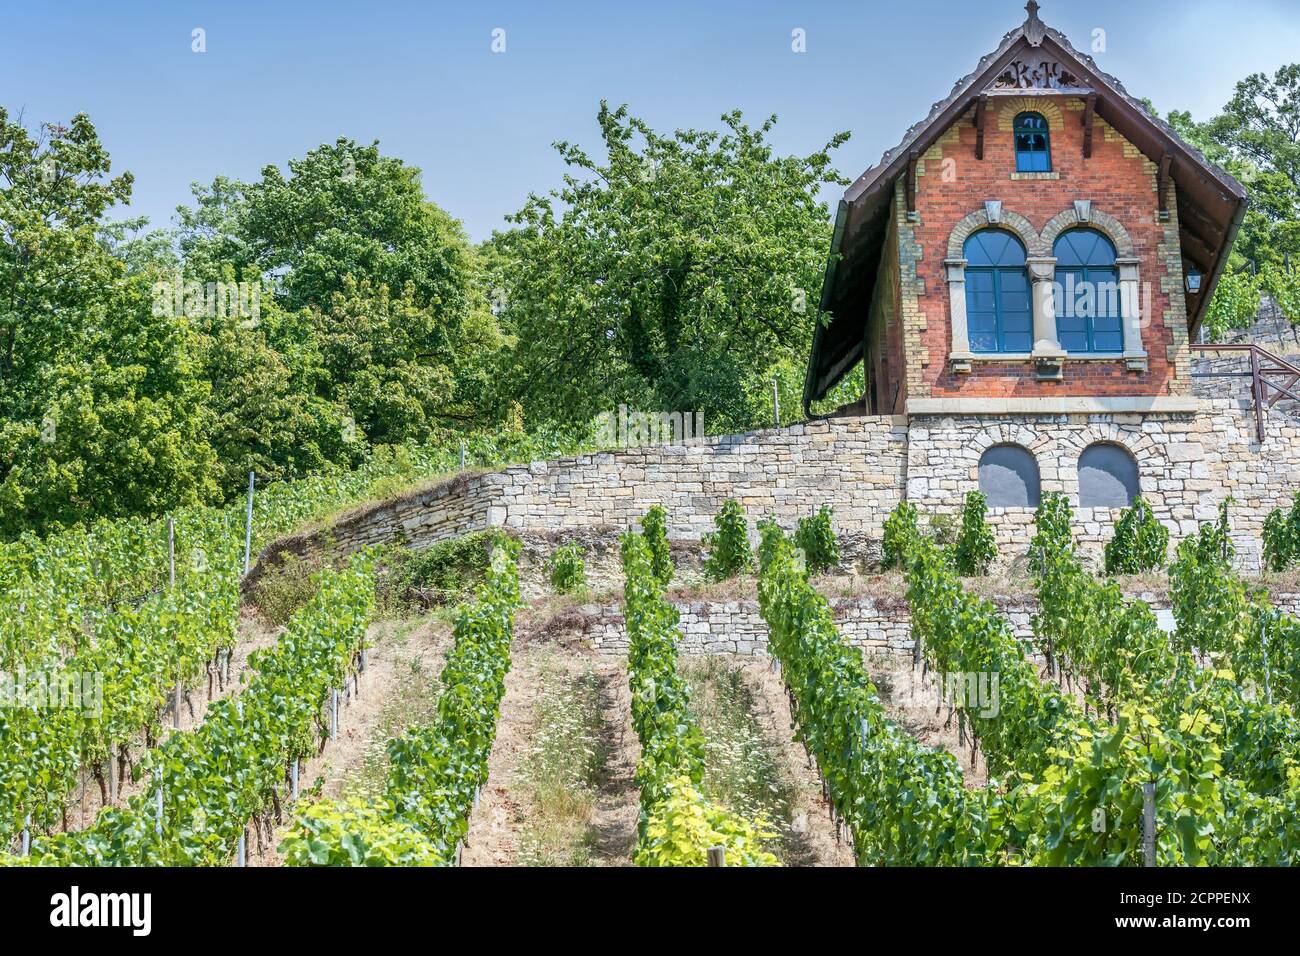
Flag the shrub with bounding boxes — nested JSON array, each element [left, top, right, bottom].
[[881, 501, 922, 570], [702, 500, 753, 581], [546, 543, 587, 594], [1103, 497, 1169, 576], [1262, 492, 1300, 572], [927, 512, 957, 551], [794, 506, 840, 575], [280, 799, 439, 867], [641, 504, 674, 587], [1030, 493, 1074, 578], [633, 776, 778, 867], [377, 529, 510, 611], [252, 551, 325, 625], [1187, 497, 1236, 567], [953, 491, 997, 577]]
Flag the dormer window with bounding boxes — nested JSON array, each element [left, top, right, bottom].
[[1014, 112, 1051, 172]]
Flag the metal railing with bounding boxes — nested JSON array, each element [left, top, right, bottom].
[[1191, 343, 1300, 441]]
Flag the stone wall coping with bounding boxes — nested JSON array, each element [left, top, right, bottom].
[[907, 396, 1202, 414]]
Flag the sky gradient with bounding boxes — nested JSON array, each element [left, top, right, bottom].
[[4, 0, 1299, 242]]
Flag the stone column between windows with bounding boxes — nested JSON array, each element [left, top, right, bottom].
[[945, 258, 973, 373], [1116, 257, 1148, 371], [1026, 256, 1064, 379]]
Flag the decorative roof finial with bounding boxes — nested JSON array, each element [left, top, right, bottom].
[[1024, 1, 1047, 46]]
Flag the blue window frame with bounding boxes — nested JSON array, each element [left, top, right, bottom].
[[1053, 229, 1122, 353], [1014, 112, 1051, 172], [964, 229, 1032, 353]]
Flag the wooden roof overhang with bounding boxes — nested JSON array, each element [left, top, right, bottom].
[[803, 5, 1248, 412]]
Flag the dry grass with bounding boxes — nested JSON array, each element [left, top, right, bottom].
[[681, 656, 801, 862], [249, 551, 327, 626], [515, 657, 608, 866], [289, 472, 466, 538], [339, 615, 448, 802]]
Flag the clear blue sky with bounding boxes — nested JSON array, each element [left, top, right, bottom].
[[3, 0, 1298, 243]]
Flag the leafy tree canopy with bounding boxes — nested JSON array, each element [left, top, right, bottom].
[[178, 139, 480, 316], [484, 103, 849, 433]]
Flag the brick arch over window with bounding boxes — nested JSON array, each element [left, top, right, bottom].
[[1040, 206, 1135, 258], [946, 207, 1045, 259], [994, 96, 1064, 132]]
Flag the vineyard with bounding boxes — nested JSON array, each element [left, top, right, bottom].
[[0, 434, 581, 864], [3, 439, 1300, 866]]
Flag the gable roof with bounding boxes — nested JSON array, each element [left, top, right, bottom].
[[803, 2, 1248, 411]]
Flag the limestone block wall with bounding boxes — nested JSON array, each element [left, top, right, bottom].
[[253, 396, 1300, 581], [1192, 349, 1300, 418], [569, 595, 976, 656], [254, 416, 911, 574], [908, 398, 1300, 570], [556, 591, 1300, 657], [487, 416, 909, 541]]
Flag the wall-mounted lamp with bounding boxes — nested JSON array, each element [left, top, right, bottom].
[[1185, 267, 1203, 294]]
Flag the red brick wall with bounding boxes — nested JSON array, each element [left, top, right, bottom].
[[910, 95, 1181, 399]]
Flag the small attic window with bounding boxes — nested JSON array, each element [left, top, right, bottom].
[[1014, 112, 1051, 172]]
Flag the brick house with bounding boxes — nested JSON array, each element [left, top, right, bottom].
[[283, 5, 1296, 574], [801, 2, 1263, 523]]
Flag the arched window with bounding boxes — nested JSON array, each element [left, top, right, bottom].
[[1014, 112, 1051, 172], [1054, 229, 1122, 353], [978, 444, 1041, 508], [963, 229, 1032, 353], [1078, 443, 1139, 508]]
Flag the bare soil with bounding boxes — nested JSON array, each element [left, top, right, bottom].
[[865, 653, 990, 788], [462, 622, 641, 866], [732, 660, 858, 866]]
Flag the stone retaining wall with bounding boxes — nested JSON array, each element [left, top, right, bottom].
[[556, 590, 1300, 657], [254, 398, 1300, 578], [255, 416, 909, 573], [908, 399, 1300, 571]]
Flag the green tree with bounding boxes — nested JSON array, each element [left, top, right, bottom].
[[176, 140, 506, 438], [0, 109, 132, 418], [485, 103, 849, 433], [178, 140, 482, 315], [0, 109, 218, 535], [1203, 269, 1263, 340], [193, 303, 359, 490], [1205, 66, 1300, 272], [0, 280, 219, 534]]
